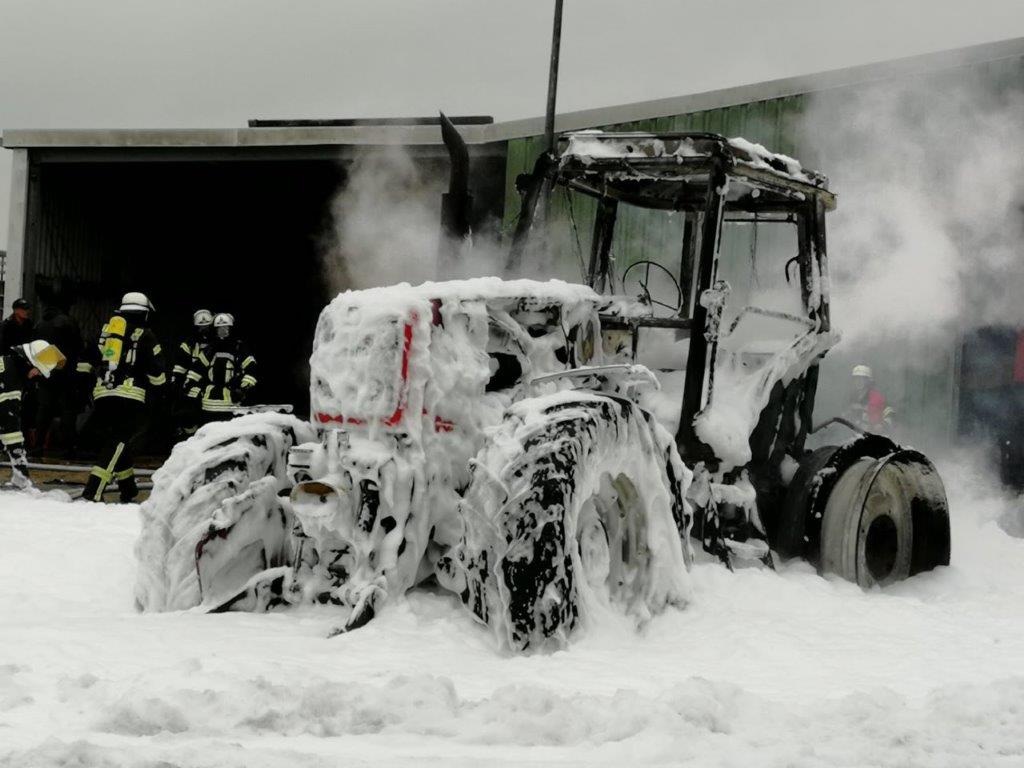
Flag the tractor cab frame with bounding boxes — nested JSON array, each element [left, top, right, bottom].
[[511, 131, 835, 465]]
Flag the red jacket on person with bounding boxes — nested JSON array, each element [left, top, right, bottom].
[[865, 388, 888, 426]]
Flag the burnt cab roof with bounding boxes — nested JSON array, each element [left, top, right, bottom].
[[555, 131, 836, 213]]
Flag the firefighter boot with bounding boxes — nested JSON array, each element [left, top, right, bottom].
[[82, 468, 108, 502], [116, 470, 139, 503], [6, 445, 31, 490]]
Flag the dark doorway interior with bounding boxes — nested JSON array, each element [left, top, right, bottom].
[[25, 143, 508, 435], [31, 158, 345, 415]]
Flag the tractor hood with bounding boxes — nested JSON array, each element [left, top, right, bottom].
[[309, 278, 604, 436]]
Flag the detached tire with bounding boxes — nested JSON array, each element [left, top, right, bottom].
[[454, 392, 692, 651], [134, 413, 316, 611]]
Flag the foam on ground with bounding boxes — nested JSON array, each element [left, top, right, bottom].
[[2, 451, 1023, 766]]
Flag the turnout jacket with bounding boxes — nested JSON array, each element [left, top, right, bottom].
[[172, 335, 211, 391], [81, 313, 167, 404], [186, 337, 257, 412]]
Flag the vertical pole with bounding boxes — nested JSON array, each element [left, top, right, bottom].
[[543, 0, 565, 154], [507, 0, 564, 275]]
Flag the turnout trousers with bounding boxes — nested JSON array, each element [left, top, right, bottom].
[[0, 390, 29, 488], [82, 397, 146, 503]]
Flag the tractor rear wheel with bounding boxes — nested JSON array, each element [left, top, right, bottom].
[[779, 434, 950, 587]]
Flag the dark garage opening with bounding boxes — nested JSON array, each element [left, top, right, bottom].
[[29, 157, 345, 415], [22, 140, 507, 446]]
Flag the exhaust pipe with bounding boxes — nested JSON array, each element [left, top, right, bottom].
[[438, 112, 472, 275]]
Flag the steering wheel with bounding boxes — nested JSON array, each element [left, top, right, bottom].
[[621, 260, 683, 317]]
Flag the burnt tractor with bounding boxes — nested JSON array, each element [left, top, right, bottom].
[[134, 131, 950, 651]]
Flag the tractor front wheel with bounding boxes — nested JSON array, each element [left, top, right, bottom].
[[134, 413, 316, 611]]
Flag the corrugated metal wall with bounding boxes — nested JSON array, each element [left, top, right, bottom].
[[30, 163, 114, 342]]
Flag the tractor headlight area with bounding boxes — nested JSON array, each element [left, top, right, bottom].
[[290, 473, 357, 538]]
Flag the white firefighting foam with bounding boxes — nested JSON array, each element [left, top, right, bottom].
[[695, 329, 839, 469], [309, 278, 603, 474], [134, 413, 316, 611]]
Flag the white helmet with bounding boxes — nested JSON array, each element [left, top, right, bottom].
[[22, 340, 66, 379], [119, 292, 154, 313], [193, 309, 213, 327], [851, 365, 873, 379], [213, 312, 234, 338]]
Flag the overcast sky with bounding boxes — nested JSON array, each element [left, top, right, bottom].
[[3, 0, 1024, 248]]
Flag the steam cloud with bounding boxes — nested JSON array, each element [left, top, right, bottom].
[[799, 68, 1024, 344], [319, 143, 588, 293], [319, 146, 448, 293], [798, 66, 1024, 464], [319, 145, 538, 293]]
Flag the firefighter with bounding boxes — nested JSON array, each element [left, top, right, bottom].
[[2, 299, 39, 444], [33, 299, 84, 455], [0, 341, 66, 488], [846, 364, 894, 432], [172, 309, 213, 391], [171, 309, 213, 437], [80, 292, 166, 503], [186, 312, 257, 423]]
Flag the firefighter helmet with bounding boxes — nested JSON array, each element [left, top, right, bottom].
[[119, 292, 154, 313], [851, 365, 873, 379], [193, 309, 213, 327], [214, 312, 234, 339], [22, 340, 66, 378]]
